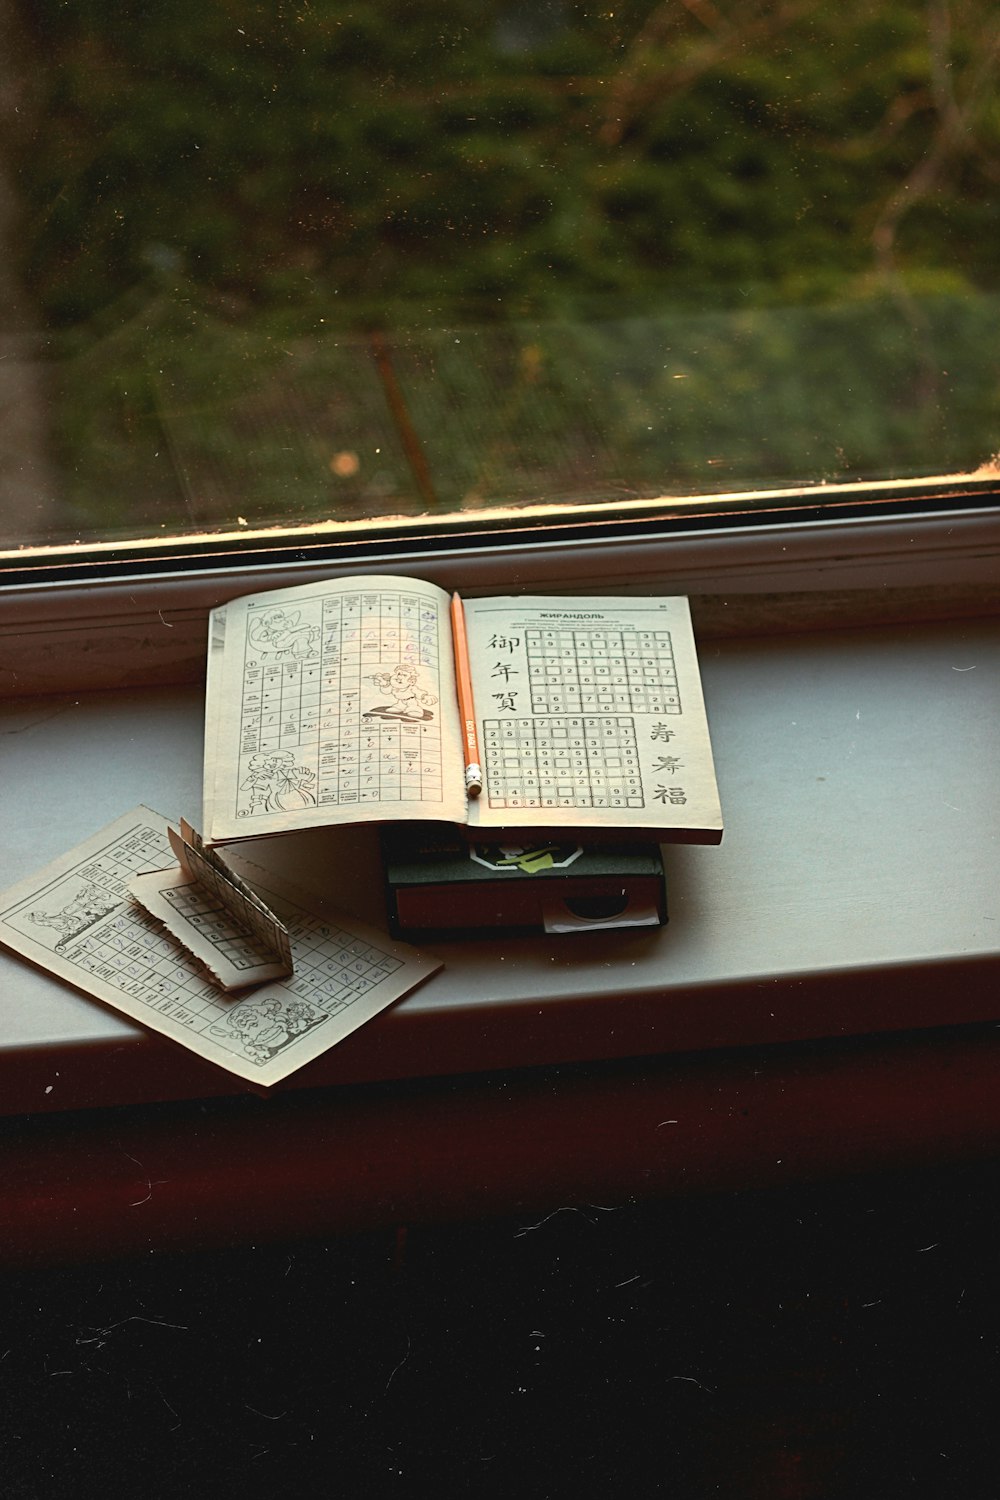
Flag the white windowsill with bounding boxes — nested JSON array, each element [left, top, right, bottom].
[[2, 607, 998, 1118]]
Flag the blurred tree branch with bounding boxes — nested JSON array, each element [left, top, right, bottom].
[[598, 0, 817, 146], [871, 0, 1000, 275]]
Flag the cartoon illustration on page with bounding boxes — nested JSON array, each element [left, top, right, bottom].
[[364, 663, 438, 722], [209, 995, 327, 1066], [27, 882, 122, 948], [247, 606, 320, 661]]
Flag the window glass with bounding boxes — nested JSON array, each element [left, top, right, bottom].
[[3, 1, 1000, 552]]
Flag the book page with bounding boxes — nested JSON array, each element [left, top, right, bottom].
[[462, 595, 723, 843], [0, 807, 442, 1088], [206, 575, 467, 843], [201, 602, 227, 835]]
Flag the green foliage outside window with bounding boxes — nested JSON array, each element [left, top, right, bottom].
[[10, 0, 1000, 535]]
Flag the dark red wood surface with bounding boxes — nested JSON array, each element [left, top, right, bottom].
[[4, 1023, 1000, 1266]]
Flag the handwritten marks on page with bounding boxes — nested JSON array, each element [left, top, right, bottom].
[[0, 808, 440, 1086]]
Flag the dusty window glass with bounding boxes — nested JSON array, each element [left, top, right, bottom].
[[3, 0, 1000, 551]]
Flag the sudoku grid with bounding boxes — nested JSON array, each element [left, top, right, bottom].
[[237, 589, 444, 819], [525, 628, 681, 716], [161, 883, 274, 972], [176, 845, 291, 967], [483, 716, 644, 809]]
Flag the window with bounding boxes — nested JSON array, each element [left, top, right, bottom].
[[2, 4, 998, 1135], [2, 1, 999, 585]]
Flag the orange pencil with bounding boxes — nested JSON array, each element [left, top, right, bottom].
[[450, 592, 483, 798]]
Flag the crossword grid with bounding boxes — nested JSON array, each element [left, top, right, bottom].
[[237, 589, 444, 818], [61, 899, 406, 1041], [2, 820, 216, 1017], [74, 825, 173, 895], [280, 912, 404, 1015], [0, 823, 175, 939], [483, 716, 643, 809], [525, 628, 681, 715], [0, 812, 428, 1081], [176, 842, 290, 966], [63, 904, 222, 1027]]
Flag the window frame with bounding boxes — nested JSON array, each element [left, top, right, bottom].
[[3, 483, 998, 698], [3, 472, 998, 581]]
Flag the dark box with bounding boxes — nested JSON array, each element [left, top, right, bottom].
[[381, 827, 667, 937]]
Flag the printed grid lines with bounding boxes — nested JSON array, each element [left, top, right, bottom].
[[279, 912, 404, 1017], [161, 883, 274, 972], [237, 588, 444, 819], [525, 626, 681, 716], [483, 716, 644, 809]]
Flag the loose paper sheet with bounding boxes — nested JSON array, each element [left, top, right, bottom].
[[0, 807, 441, 1087]]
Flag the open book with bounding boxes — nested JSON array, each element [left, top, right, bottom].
[[203, 576, 723, 845]]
